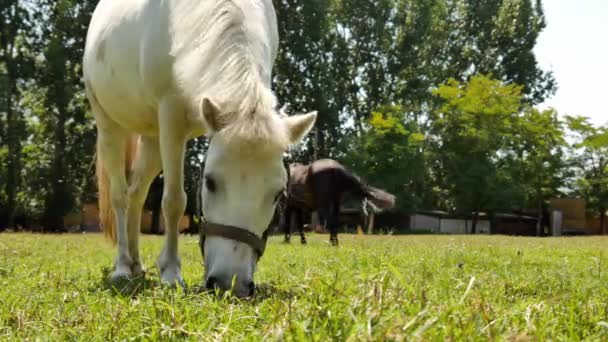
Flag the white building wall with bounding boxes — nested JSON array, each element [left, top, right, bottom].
[[440, 219, 490, 234], [410, 214, 440, 232]]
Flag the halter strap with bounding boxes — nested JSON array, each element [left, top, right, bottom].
[[200, 222, 268, 258]]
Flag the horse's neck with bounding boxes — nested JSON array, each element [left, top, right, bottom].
[[171, 0, 274, 109]]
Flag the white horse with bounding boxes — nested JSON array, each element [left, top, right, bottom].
[[83, 0, 316, 297]]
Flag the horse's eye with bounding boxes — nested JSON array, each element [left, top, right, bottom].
[[205, 176, 216, 193]]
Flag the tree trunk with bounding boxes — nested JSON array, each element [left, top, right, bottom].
[[536, 197, 543, 237], [44, 100, 68, 231], [536, 180, 543, 236], [184, 212, 199, 235], [42, 37, 72, 232], [149, 176, 163, 235], [4, 64, 19, 229], [2, 3, 22, 230], [471, 212, 478, 234], [151, 200, 162, 235], [313, 128, 319, 161], [489, 211, 496, 235], [601, 209, 606, 235]]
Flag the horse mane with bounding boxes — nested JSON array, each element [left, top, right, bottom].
[[171, 0, 286, 149]]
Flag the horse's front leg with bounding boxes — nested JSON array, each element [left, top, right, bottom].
[[127, 136, 161, 275], [282, 205, 292, 243], [295, 208, 306, 244], [94, 106, 133, 281], [327, 200, 340, 246], [156, 96, 188, 286]]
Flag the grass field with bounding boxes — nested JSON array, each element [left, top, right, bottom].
[[1, 233, 608, 340]]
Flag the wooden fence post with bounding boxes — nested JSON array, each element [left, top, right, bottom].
[[367, 212, 375, 235]]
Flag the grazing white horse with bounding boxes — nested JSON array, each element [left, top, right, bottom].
[[83, 0, 316, 297]]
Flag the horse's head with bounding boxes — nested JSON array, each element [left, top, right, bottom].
[[199, 97, 316, 297]]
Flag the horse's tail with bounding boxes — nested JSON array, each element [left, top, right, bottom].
[[340, 168, 396, 212], [96, 134, 139, 243], [363, 186, 396, 211]]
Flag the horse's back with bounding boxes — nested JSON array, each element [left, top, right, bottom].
[[310, 159, 344, 173], [84, 0, 174, 135], [287, 163, 314, 208], [84, 0, 278, 137]]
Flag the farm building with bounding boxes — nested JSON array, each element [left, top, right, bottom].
[[57, 198, 605, 236], [337, 208, 536, 235], [409, 211, 491, 234], [549, 198, 587, 235], [62, 202, 190, 233], [549, 198, 607, 235]]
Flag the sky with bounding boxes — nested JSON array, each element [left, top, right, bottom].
[[534, 0, 608, 126]]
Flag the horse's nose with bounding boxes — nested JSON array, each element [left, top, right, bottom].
[[205, 274, 255, 297], [205, 276, 219, 290], [246, 281, 255, 296]]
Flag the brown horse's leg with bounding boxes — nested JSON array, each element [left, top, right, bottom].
[[328, 200, 340, 246], [282, 205, 292, 243], [311, 170, 341, 246], [295, 208, 306, 244], [317, 201, 339, 246]]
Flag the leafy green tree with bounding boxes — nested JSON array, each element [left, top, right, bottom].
[[431, 74, 523, 233], [183, 137, 207, 233], [0, 0, 565, 232], [273, 0, 342, 160], [0, 0, 39, 229], [508, 107, 568, 235], [340, 105, 426, 210], [566, 116, 608, 234], [32, 0, 98, 231]]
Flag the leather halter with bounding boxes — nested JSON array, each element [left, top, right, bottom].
[[197, 155, 287, 260], [199, 222, 269, 260]]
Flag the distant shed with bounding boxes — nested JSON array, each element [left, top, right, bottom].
[[550, 198, 586, 235]]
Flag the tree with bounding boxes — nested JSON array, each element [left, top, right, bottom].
[[183, 137, 207, 233], [33, 0, 98, 231], [0, 0, 38, 229], [0, 0, 563, 232], [431, 74, 523, 233], [566, 116, 608, 234], [273, 0, 342, 161], [339, 105, 426, 211], [508, 107, 568, 235]]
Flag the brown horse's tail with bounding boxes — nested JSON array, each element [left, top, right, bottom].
[[340, 167, 396, 212], [363, 186, 396, 211], [96, 134, 139, 243]]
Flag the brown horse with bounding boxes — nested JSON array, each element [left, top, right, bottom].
[[279, 159, 395, 246]]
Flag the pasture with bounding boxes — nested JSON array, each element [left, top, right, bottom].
[[1, 233, 607, 340]]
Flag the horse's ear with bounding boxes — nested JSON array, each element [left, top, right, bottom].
[[201, 97, 222, 132], [284, 111, 317, 144]]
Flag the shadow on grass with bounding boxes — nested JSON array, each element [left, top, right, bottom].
[[94, 267, 160, 297], [94, 267, 299, 303], [186, 281, 298, 304], [253, 282, 298, 302]]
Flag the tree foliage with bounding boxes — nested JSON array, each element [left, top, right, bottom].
[[1, 0, 605, 235], [430, 75, 524, 231], [566, 116, 608, 233]]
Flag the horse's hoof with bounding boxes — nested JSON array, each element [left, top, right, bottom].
[[131, 262, 145, 277], [301, 239, 307, 245], [159, 268, 185, 288], [107, 269, 136, 292], [283, 237, 291, 244], [330, 239, 338, 246], [109, 262, 133, 283], [160, 276, 186, 289], [109, 270, 132, 284]]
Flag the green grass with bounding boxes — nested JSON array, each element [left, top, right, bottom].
[[1, 233, 608, 340]]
